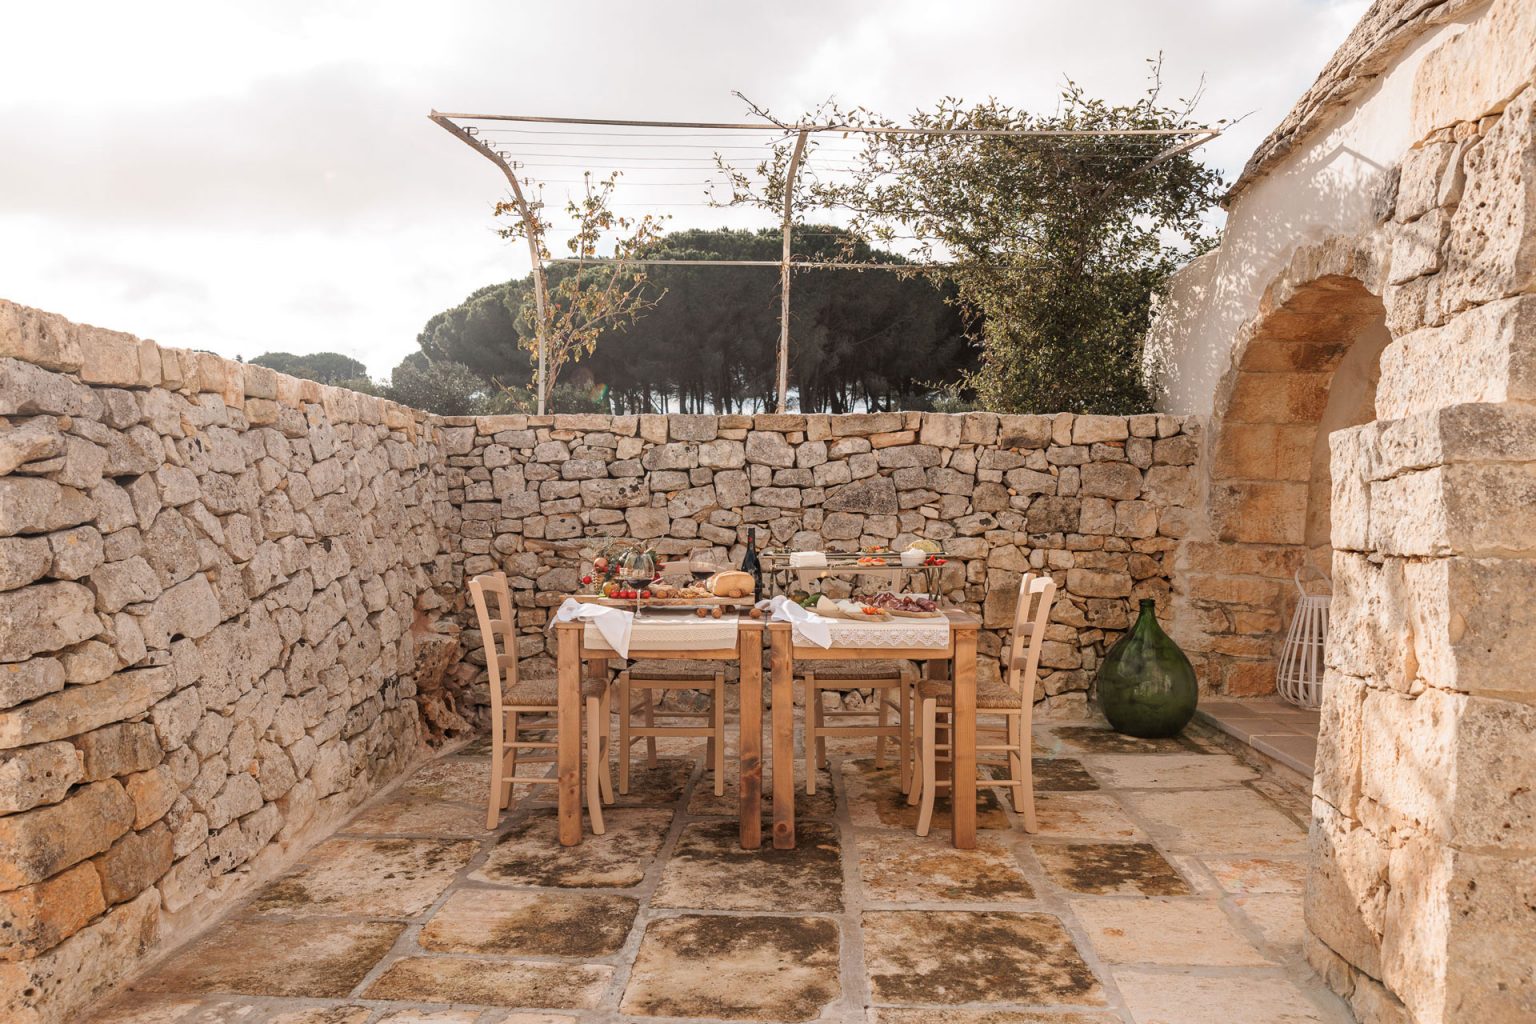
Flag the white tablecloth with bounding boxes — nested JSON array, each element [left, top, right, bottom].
[[791, 617, 951, 650], [582, 614, 739, 654]]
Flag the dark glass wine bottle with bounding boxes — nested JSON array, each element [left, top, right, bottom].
[[741, 528, 763, 600]]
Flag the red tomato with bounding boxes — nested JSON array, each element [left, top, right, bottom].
[[641, 589, 652, 598], [581, 575, 593, 584]]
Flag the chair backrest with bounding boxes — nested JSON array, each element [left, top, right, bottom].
[[1004, 572, 1057, 708], [468, 572, 519, 713]]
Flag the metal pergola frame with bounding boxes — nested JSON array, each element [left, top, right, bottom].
[[429, 110, 1221, 414]]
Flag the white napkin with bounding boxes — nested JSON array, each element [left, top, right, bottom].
[[767, 594, 835, 648], [789, 551, 828, 568], [550, 598, 634, 658]]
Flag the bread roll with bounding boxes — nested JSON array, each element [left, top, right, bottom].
[[706, 570, 754, 598]]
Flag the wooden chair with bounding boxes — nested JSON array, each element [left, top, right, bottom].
[[469, 572, 613, 833], [911, 573, 1056, 836], [801, 660, 915, 794], [616, 660, 727, 796]]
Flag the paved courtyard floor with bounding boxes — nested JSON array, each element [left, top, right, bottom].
[[84, 715, 1352, 1024]]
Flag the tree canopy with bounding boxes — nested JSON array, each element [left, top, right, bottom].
[[249, 351, 369, 386], [722, 69, 1226, 413], [413, 225, 971, 414]]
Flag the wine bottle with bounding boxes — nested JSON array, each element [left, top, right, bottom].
[[741, 528, 763, 600]]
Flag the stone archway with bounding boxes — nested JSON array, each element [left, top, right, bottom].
[[1186, 248, 1389, 697]]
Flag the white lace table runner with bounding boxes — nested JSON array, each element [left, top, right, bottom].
[[583, 615, 739, 653], [792, 618, 950, 650]]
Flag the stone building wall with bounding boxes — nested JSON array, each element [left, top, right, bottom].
[[0, 302, 453, 1024], [1306, 43, 1536, 1024], [435, 409, 1202, 720], [1156, 0, 1536, 1020]]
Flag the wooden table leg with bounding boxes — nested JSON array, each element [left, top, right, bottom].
[[770, 625, 795, 849], [950, 626, 978, 850], [556, 624, 582, 846], [738, 625, 763, 849]]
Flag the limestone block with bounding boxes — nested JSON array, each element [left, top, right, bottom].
[[0, 740, 83, 815], [795, 440, 828, 469], [1372, 462, 1536, 557], [1071, 415, 1129, 444], [876, 445, 941, 469], [1329, 553, 1416, 690], [827, 412, 903, 437], [961, 412, 999, 445], [0, 478, 94, 538], [918, 414, 963, 447], [138, 575, 222, 649], [0, 779, 135, 889], [812, 461, 851, 487], [0, 859, 105, 960], [73, 721, 163, 781], [1442, 87, 1536, 312], [47, 526, 103, 581], [1210, 480, 1306, 545], [1223, 371, 1332, 425], [1387, 208, 1450, 284], [1373, 402, 1536, 483], [0, 537, 51, 592], [1441, 694, 1536, 849], [1393, 141, 1456, 223], [699, 439, 745, 468], [0, 301, 83, 372], [1411, 0, 1536, 136], [642, 442, 699, 471], [823, 477, 897, 515], [0, 581, 101, 663], [668, 415, 718, 442], [579, 477, 648, 510], [78, 328, 148, 387], [744, 431, 795, 468], [1439, 848, 1536, 1021], [0, 422, 63, 477], [625, 507, 669, 539], [0, 668, 174, 749], [0, 659, 64, 711], [0, 887, 159, 1024], [1078, 462, 1141, 500], [1305, 799, 1388, 980], [92, 822, 173, 905], [1065, 568, 1131, 598], [1359, 685, 1462, 830], [828, 437, 871, 459]]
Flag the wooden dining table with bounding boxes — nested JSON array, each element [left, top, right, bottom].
[[552, 607, 980, 851]]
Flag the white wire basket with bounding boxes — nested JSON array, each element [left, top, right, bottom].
[[1277, 568, 1330, 709]]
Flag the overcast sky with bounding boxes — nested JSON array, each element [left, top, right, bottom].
[[2, 0, 1368, 379]]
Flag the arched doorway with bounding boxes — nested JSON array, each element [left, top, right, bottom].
[[1191, 270, 1388, 697]]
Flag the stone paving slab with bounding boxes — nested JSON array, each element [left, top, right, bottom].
[[621, 914, 842, 1021], [130, 918, 404, 998], [856, 829, 1035, 903], [862, 910, 1105, 1006], [1031, 842, 1191, 896], [249, 837, 479, 918], [82, 718, 1352, 1024]]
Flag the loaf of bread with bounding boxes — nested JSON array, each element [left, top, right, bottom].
[[705, 570, 754, 598]]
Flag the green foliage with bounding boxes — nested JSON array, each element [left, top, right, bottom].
[[726, 68, 1225, 413], [383, 359, 490, 416], [249, 351, 369, 386], [411, 225, 969, 413]]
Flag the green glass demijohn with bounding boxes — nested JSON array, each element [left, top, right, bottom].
[[1096, 598, 1198, 738]]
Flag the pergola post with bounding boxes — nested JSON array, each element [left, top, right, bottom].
[[776, 129, 810, 414], [429, 112, 552, 413]]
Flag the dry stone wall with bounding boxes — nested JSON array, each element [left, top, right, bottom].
[[436, 409, 1201, 720], [0, 307, 1204, 1024], [0, 302, 452, 1024]]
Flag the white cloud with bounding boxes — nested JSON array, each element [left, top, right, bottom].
[[0, 0, 1368, 377]]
